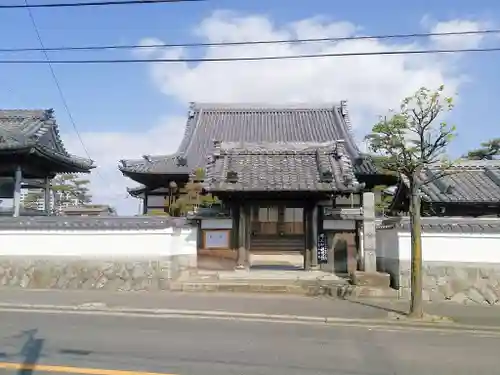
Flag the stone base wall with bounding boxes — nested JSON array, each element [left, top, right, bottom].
[[397, 260, 500, 305], [0, 255, 197, 291]]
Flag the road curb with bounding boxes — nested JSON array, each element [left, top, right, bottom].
[[1, 302, 500, 333]]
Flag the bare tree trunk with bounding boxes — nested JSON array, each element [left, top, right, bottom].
[[408, 178, 424, 318]]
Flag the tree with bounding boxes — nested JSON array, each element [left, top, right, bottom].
[[370, 155, 400, 216], [465, 138, 500, 160], [51, 174, 92, 212], [22, 191, 43, 210], [365, 85, 457, 319], [166, 168, 219, 217], [372, 185, 393, 216]]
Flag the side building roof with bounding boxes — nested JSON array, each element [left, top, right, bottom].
[[0, 109, 95, 175], [398, 160, 500, 204], [119, 102, 378, 188], [204, 141, 363, 193]]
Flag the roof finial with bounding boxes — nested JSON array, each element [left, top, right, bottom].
[[176, 156, 188, 167], [340, 100, 348, 116], [213, 140, 222, 153], [188, 102, 196, 119]]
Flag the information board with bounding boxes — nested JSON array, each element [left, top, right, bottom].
[[317, 232, 328, 264]]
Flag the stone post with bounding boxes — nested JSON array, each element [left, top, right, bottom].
[[12, 166, 22, 217], [362, 192, 377, 273], [236, 204, 247, 269]]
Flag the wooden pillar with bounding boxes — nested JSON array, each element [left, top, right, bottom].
[[44, 177, 51, 215], [196, 219, 203, 250], [12, 166, 22, 217], [244, 204, 251, 266], [231, 203, 240, 251], [303, 204, 312, 270], [310, 204, 319, 270], [143, 193, 148, 215], [236, 203, 248, 269]]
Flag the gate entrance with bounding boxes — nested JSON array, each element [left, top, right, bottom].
[[249, 205, 305, 269]]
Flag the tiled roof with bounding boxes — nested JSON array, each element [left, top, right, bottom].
[[119, 102, 377, 177], [378, 217, 500, 233], [0, 216, 191, 230], [412, 160, 500, 204], [0, 109, 94, 172], [204, 141, 363, 193]]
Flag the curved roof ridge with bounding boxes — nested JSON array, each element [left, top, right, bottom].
[[119, 153, 179, 166], [191, 102, 343, 110], [219, 141, 341, 153], [0, 109, 48, 117], [428, 159, 500, 169]]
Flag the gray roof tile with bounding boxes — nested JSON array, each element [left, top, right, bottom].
[[0, 216, 190, 230], [119, 102, 377, 177], [0, 109, 94, 171], [205, 141, 362, 192], [378, 217, 500, 233], [414, 160, 500, 203]]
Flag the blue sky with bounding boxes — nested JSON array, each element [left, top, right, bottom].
[[0, 0, 499, 214]]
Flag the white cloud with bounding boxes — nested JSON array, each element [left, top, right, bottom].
[[61, 115, 186, 215], [427, 18, 491, 49], [143, 11, 481, 126], [68, 11, 489, 215]]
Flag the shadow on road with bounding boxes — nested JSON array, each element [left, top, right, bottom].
[[17, 329, 44, 375], [345, 299, 409, 316]]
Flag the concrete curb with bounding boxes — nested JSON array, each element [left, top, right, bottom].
[[0, 302, 499, 333]]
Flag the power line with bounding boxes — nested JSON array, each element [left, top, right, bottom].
[[0, 46, 499, 64], [1, 29, 499, 53], [23, 0, 106, 182], [1, 0, 203, 9]]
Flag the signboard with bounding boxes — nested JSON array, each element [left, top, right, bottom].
[[323, 207, 363, 220], [317, 232, 328, 264], [203, 230, 230, 249]]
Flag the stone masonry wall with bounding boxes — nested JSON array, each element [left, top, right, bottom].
[[397, 260, 500, 305], [0, 255, 196, 291]]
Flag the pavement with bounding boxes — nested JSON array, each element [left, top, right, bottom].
[[1, 289, 500, 328], [0, 308, 499, 375]]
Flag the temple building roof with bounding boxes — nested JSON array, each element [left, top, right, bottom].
[[119, 102, 379, 189], [204, 141, 363, 193], [393, 159, 500, 205], [0, 109, 95, 177], [416, 160, 500, 204]]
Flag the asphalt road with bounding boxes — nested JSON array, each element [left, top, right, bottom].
[[0, 310, 499, 375]]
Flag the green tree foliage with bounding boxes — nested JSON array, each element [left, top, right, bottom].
[[22, 191, 43, 210], [52, 174, 92, 209], [165, 169, 219, 217], [465, 138, 500, 160], [365, 85, 457, 319], [372, 185, 393, 216], [369, 155, 399, 216]]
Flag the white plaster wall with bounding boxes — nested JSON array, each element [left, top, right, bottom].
[[376, 230, 399, 260], [0, 227, 197, 258], [397, 232, 500, 263]]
